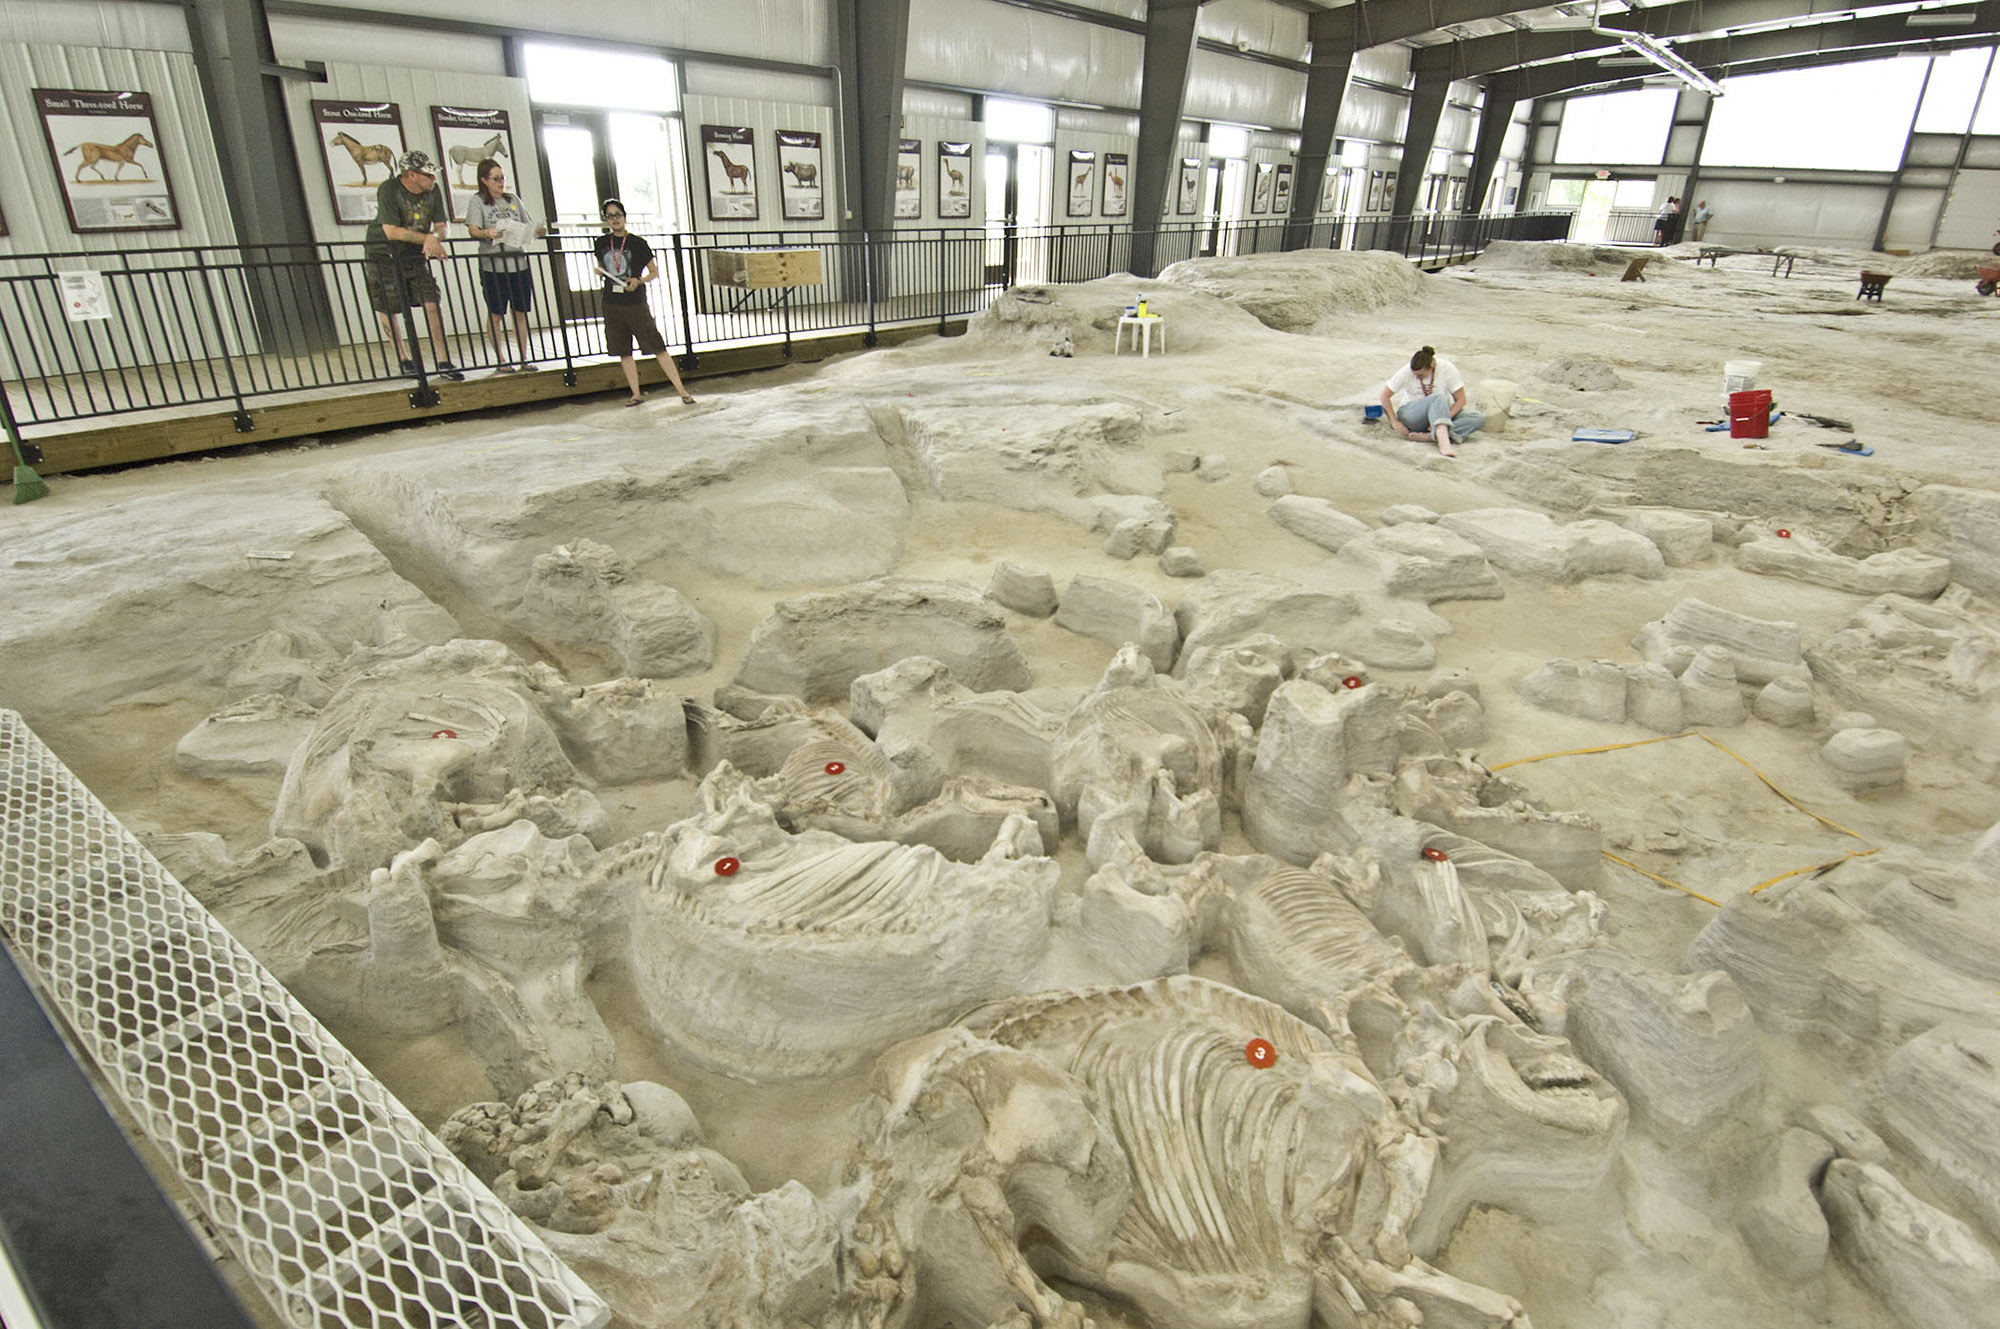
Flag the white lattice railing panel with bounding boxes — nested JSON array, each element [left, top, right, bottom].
[[0, 709, 610, 1329]]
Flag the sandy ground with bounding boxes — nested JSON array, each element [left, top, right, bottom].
[[5, 240, 1998, 1328]]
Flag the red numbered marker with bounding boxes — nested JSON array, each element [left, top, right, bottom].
[[825, 761, 846, 775], [431, 729, 456, 740], [1421, 846, 1449, 862], [1246, 1038, 1277, 1069], [714, 857, 741, 876], [1776, 529, 1792, 539], [1342, 676, 1365, 690]]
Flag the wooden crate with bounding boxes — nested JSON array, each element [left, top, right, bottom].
[[704, 247, 824, 290]]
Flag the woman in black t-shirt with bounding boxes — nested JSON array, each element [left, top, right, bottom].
[[590, 198, 696, 407]]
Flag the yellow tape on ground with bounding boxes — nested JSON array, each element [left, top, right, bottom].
[[1600, 851, 1723, 907], [1492, 729, 1877, 906]]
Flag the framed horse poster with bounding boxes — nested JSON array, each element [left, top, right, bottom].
[[1100, 152, 1127, 217], [35, 88, 180, 233], [938, 141, 972, 219], [896, 139, 922, 219], [701, 124, 759, 222], [431, 106, 513, 223], [1176, 158, 1200, 215], [1319, 167, 1341, 214], [1251, 162, 1274, 214], [312, 100, 406, 226], [777, 130, 824, 221], [1272, 164, 1293, 216]]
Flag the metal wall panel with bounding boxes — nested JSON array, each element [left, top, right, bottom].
[[1936, 168, 2000, 246], [284, 0, 832, 66], [1695, 180, 1887, 246], [1352, 47, 1412, 88], [1186, 48, 1304, 128], [893, 112, 984, 230], [682, 94, 842, 232], [0, 40, 236, 255], [0, 0, 190, 51], [908, 0, 1137, 105], [267, 13, 505, 74], [685, 62, 832, 106], [905, 87, 974, 120], [1336, 81, 1407, 144], [1197, 0, 1309, 63], [1058, 108, 1139, 136], [1965, 137, 2000, 168], [279, 60, 543, 245], [1882, 186, 1944, 250]]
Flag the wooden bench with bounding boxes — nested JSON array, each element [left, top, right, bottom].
[[1620, 253, 1651, 282], [1696, 246, 1796, 277]]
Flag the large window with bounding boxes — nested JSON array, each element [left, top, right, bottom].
[[1553, 87, 1677, 165], [524, 42, 677, 112], [985, 98, 1053, 144], [1702, 60, 1925, 170], [1915, 47, 1994, 134]]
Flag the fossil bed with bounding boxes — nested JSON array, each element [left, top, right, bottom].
[[4, 242, 2000, 1329]]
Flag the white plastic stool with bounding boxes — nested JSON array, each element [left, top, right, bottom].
[[1114, 314, 1167, 358]]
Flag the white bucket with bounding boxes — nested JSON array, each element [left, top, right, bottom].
[[1723, 359, 1762, 400]]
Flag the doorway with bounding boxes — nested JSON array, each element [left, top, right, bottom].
[[535, 108, 692, 322], [983, 143, 1052, 287], [1571, 178, 1619, 243]]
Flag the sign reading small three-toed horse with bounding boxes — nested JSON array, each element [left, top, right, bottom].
[[35, 88, 180, 233]]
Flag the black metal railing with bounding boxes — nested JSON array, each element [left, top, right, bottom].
[[0, 211, 1573, 441]]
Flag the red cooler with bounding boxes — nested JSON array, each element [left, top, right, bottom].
[[1729, 388, 1773, 439]]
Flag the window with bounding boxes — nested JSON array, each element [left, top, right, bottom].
[[1553, 87, 1677, 165], [523, 43, 677, 112], [1915, 47, 1992, 134], [1207, 124, 1251, 158], [1545, 178, 1587, 206], [1702, 60, 1926, 170], [986, 99, 1053, 144]]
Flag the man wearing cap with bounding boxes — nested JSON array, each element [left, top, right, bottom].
[[365, 150, 463, 380]]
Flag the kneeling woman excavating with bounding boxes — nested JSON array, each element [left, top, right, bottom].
[[1380, 345, 1484, 458]]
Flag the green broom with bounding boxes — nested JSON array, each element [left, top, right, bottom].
[[1, 396, 46, 504]]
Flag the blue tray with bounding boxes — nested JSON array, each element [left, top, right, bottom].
[[1574, 428, 1637, 444]]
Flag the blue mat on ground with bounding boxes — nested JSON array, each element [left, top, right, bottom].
[[1574, 428, 1637, 444]]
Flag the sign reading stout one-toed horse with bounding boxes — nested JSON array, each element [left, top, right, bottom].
[[35, 88, 179, 233], [312, 100, 406, 225], [702, 125, 758, 222]]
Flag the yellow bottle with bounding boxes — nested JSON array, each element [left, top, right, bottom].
[[1137, 298, 1149, 317]]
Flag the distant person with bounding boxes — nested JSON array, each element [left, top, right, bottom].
[[1652, 195, 1678, 247], [591, 198, 696, 408], [1690, 199, 1713, 242], [365, 150, 462, 380], [463, 158, 546, 373], [1381, 345, 1484, 458]]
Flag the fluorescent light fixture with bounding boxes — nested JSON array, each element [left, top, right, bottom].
[[1599, 54, 1656, 64], [1616, 30, 1726, 95], [1906, 10, 1977, 24]]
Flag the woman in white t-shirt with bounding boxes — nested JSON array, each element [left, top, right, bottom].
[[1379, 346, 1484, 458]]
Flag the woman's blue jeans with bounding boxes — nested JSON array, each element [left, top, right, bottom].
[[1397, 391, 1485, 441]]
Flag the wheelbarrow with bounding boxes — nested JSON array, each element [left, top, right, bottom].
[[1978, 263, 2000, 297]]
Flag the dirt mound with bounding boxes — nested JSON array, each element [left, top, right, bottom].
[[1155, 249, 1423, 331]]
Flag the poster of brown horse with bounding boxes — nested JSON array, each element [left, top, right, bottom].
[[34, 87, 180, 233]]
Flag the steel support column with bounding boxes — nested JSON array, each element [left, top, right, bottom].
[[1131, 0, 1206, 278], [182, 0, 335, 353], [1285, 9, 1355, 250], [1390, 68, 1450, 249], [832, 0, 914, 239], [1465, 90, 1516, 214]]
